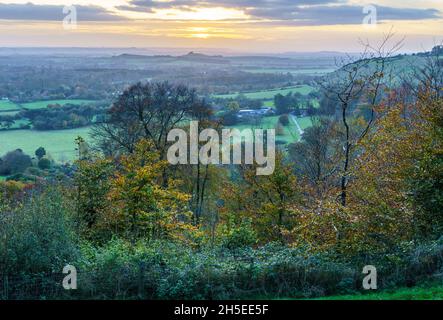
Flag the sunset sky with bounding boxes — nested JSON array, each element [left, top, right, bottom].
[[0, 0, 442, 53]]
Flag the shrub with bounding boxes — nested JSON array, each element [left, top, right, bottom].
[[26, 167, 44, 177], [0, 186, 76, 276], [10, 236, 443, 300], [35, 147, 46, 160], [0, 149, 32, 175], [220, 218, 257, 250], [69, 241, 358, 300], [279, 114, 290, 126], [38, 157, 52, 170], [0, 180, 26, 201]]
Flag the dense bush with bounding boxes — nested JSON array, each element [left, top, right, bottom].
[[71, 241, 358, 300], [3, 209, 443, 300], [220, 218, 257, 250], [22, 104, 103, 130], [0, 188, 78, 281], [38, 158, 52, 170], [0, 149, 32, 175], [35, 147, 46, 160]]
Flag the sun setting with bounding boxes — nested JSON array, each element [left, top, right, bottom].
[[0, 0, 441, 51]]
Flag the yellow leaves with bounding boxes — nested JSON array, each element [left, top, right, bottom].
[[219, 151, 302, 243], [103, 138, 195, 243], [332, 94, 443, 254], [282, 93, 440, 253]]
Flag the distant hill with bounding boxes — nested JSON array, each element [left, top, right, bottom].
[[176, 52, 228, 64], [113, 52, 229, 64]]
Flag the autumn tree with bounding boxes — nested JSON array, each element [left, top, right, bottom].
[[335, 90, 443, 253], [220, 151, 302, 242], [321, 32, 403, 206], [105, 139, 194, 242], [93, 82, 217, 224]]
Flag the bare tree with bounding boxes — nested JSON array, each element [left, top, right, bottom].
[[289, 116, 342, 198], [321, 31, 403, 206], [402, 42, 443, 101], [92, 82, 202, 158]]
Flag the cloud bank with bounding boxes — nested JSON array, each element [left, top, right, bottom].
[[0, 3, 126, 21]]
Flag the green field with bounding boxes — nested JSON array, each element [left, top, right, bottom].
[[215, 85, 315, 100], [0, 110, 20, 116], [242, 68, 336, 76], [0, 100, 20, 111], [1, 99, 98, 113], [1, 99, 100, 130], [0, 127, 92, 162], [296, 116, 313, 130], [9, 119, 31, 129], [264, 98, 319, 109], [0, 175, 7, 181], [226, 115, 312, 144], [20, 99, 97, 110], [263, 100, 274, 108]]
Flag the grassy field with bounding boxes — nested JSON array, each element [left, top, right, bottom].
[[263, 101, 274, 108], [242, 68, 336, 76], [215, 85, 319, 110], [8, 119, 31, 129], [20, 99, 97, 110], [297, 116, 313, 130], [0, 127, 92, 162], [1, 99, 97, 112], [226, 115, 313, 144], [0, 110, 20, 116], [317, 285, 443, 300], [0, 100, 20, 111], [264, 98, 319, 109], [215, 85, 315, 100]]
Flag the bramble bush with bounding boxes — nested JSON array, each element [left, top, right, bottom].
[[3, 188, 443, 300], [70, 241, 358, 300]]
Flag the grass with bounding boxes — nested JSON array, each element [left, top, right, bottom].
[[9, 119, 31, 129], [225, 115, 314, 145], [242, 68, 336, 76], [20, 99, 97, 110], [0, 127, 92, 162], [317, 285, 443, 300], [0, 100, 20, 112], [226, 115, 302, 144], [215, 85, 315, 100], [0, 119, 31, 130], [0, 110, 20, 116], [264, 98, 319, 109], [0, 175, 7, 181], [297, 116, 313, 130], [263, 101, 275, 108]]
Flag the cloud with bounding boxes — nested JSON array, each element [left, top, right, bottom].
[[0, 3, 126, 21], [118, 0, 338, 14], [254, 5, 441, 25], [119, 0, 441, 24], [0, 1, 439, 25]]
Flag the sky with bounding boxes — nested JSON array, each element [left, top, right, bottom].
[[0, 0, 442, 53]]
